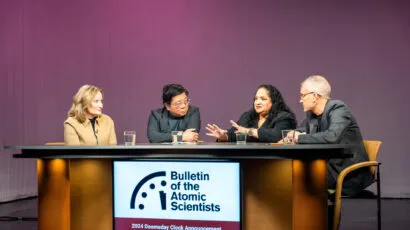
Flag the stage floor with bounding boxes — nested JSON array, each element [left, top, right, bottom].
[[0, 197, 409, 230]]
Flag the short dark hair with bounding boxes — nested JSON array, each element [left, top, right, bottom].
[[162, 84, 189, 105]]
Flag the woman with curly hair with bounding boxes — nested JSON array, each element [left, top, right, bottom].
[[206, 85, 296, 142]]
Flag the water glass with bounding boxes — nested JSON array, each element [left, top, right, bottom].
[[124, 131, 136, 146], [235, 132, 246, 144], [171, 131, 183, 144], [281, 130, 295, 145]]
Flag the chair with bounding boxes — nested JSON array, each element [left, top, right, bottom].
[[333, 140, 382, 230]]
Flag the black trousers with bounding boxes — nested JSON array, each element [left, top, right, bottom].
[[328, 202, 335, 230]]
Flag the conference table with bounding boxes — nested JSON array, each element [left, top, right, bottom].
[[10, 143, 352, 230]]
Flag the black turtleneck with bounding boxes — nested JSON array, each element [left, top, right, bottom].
[[89, 117, 98, 144], [89, 117, 97, 133], [168, 112, 184, 131]]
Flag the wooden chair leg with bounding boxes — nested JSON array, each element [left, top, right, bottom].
[[333, 193, 342, 230]]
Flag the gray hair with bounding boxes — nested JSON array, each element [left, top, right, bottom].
[[302, 75, 331, 99]]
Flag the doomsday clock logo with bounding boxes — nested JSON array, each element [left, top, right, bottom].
[[130, 171, 167, 210]]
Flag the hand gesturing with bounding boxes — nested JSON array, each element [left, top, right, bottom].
[[206, 124, 228, 141]]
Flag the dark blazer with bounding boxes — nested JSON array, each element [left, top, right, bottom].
[[227, 110, 297, 142], [297, 100, 373, 196], [147, 106, 201, 143]]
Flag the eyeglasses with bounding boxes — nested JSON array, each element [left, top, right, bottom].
[[300, 92, 315, 99], [171, 98, 191, 108]]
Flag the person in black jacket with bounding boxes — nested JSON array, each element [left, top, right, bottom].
[[206, 84, 296, 142], [289, 75, 373, 230], [291, 75, 373, 196], [147, 84, 200, 143]]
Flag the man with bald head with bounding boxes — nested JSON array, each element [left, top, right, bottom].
[[293, 75, 373, 229], [294, 75, 372, 195]]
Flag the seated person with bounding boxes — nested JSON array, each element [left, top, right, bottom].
[[147, 84, 200, 143], [64, 85, 117, 145], [290, 75, 373, 229], [292, 75, 373, 196], [206, 85, 296, 142]]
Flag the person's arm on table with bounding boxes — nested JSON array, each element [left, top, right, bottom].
[[147, 111, 172, 143], [297, 105, 351, 144], [253, 118, 296, 142]]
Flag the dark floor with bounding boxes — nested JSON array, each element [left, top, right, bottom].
[[0, 197, 409, 229]]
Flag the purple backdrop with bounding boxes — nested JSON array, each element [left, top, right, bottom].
[[1, 0, 409, 200]]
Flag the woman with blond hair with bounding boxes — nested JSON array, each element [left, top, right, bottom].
[[64, 85, 117, 145]]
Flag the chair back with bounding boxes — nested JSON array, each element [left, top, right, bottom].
[[363, 140, 382, 175]]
